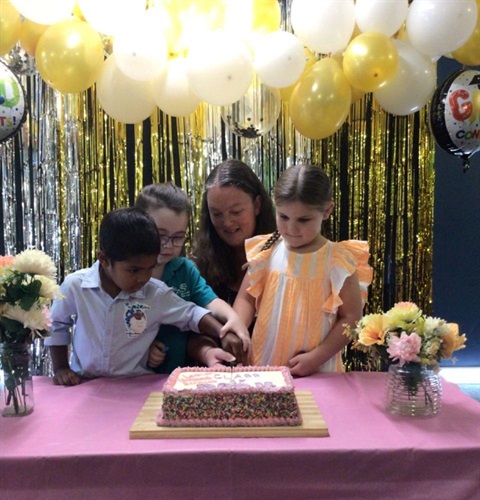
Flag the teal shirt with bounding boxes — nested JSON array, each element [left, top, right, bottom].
[[155, 258, 217, 373]]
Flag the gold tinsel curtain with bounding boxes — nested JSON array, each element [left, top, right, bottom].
[[1, 67, 435, 313], [0, 1, 435, 375]]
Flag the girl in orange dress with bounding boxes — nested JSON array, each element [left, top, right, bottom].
[[234, 164, 373, 376]]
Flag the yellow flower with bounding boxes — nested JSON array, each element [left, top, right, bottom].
[[358, 314, 390, 346], [14, 249, 57, 280], [386, 301, 422, 323], [441, 323, 467, 359]]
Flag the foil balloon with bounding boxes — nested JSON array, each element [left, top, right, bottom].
[[221, 75, 281, 138], [430, 69, 480, 171], [0, 61, 27, 143]]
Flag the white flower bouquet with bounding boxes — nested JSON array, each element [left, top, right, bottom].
[[0, 249, 61, 415]]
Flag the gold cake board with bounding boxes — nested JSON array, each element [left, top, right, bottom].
[[129, 390, 329, 439]]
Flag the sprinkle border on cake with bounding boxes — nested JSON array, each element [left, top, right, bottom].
[[157, 366, 302, 428]]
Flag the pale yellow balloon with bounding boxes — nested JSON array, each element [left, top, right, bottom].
[[343, 32, 399, 93], [163, 0, 225, 56], [0, 0, 22, 56], [452, 0, 480, 67], [19, 19, 48, 57], [289, 58, 352, 140], [252, 0, 281, 33], [36, 19, 104, 94], [280, 48, 316, 102]]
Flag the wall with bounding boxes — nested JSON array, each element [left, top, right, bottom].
[[433, 59, 480, 367]]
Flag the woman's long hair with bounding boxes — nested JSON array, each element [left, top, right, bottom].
[[191, 159, 276, 288]]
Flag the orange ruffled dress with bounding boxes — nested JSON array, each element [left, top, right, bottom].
[[245, 235, 373, 372]]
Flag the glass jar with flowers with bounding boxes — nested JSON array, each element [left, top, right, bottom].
[[0, 250, 61, 417], [343, 302, 467, 417]]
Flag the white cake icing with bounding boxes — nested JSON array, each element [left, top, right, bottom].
[[172, 370, 287, 391]]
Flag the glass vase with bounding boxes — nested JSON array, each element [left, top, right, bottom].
[[385, 362, 441, 417], [0, 342, 35, 417]]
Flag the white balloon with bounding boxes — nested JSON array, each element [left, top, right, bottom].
[[291, 0, 355, 54], [355, 0, 408, 37], [406, 0, 478, 58], [253, 31, 305, 89], [96, 55, 156, 124], [10, 0, 76, 25], [152, 58, 200, 117], [113, 11, 168, 81], [187, 32, 253, 106], [374, 40, 437, 116], [78, 0, 146, 36]]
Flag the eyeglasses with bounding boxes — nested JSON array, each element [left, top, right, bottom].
[[159, 234, 187, 247]]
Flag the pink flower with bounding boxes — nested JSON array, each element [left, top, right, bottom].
[[0, 255, 15, 267], [387, 332, 422, 365]]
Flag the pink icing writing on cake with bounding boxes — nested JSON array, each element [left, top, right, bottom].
[[157, 366, 302, 428]]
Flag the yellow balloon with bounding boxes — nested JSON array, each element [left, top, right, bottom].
[[332, 53, 367, 103], [343, 32, 398, 93], [164, 0, 225, 56], [19, 19, 48, 57], [289, 58, 352, 140], [452, 0, 480, 66], [35, 19, 104, 94], [280, 47, 316, 101], [252, 0, 281, 33], [0, 0, 22, 56], [350, 85, 366, 103]]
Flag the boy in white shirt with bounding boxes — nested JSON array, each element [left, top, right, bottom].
[[46, 207, 249, 385]]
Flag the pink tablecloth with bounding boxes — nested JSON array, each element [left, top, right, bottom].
[[0, 372, 479, 500]]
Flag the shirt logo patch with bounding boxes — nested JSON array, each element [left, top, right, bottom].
[[124, 302, 150, 338]]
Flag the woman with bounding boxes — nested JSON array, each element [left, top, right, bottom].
[[191, 159, 276, 305]]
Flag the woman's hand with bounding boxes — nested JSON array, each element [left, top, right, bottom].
[[220, 317, 251, 351], [203, 347, 236, 368], [147, 340, 167, 368]]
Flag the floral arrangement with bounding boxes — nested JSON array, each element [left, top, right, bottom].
[[0, 249, 61, 344], [0, 249, 61, 416], [343, 301, 467, 370]]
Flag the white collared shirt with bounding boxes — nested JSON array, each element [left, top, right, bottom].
[[45, 261, 210, 378]]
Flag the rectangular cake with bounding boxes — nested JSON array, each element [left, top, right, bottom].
[[157, 366, 302, 427]]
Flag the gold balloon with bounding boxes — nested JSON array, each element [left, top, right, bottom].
[[35, 19, 104, 94], [333, 53, 367, 103], [452, 0, 480, 66], [19, 19, 48, 57], [280, 48, 316, 101], [343, 32, 398, 93], [350, 85, 366, 103], [0, 0, 22, 56], [289, 58, 352, 140], [252, 0, 281, 33]]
